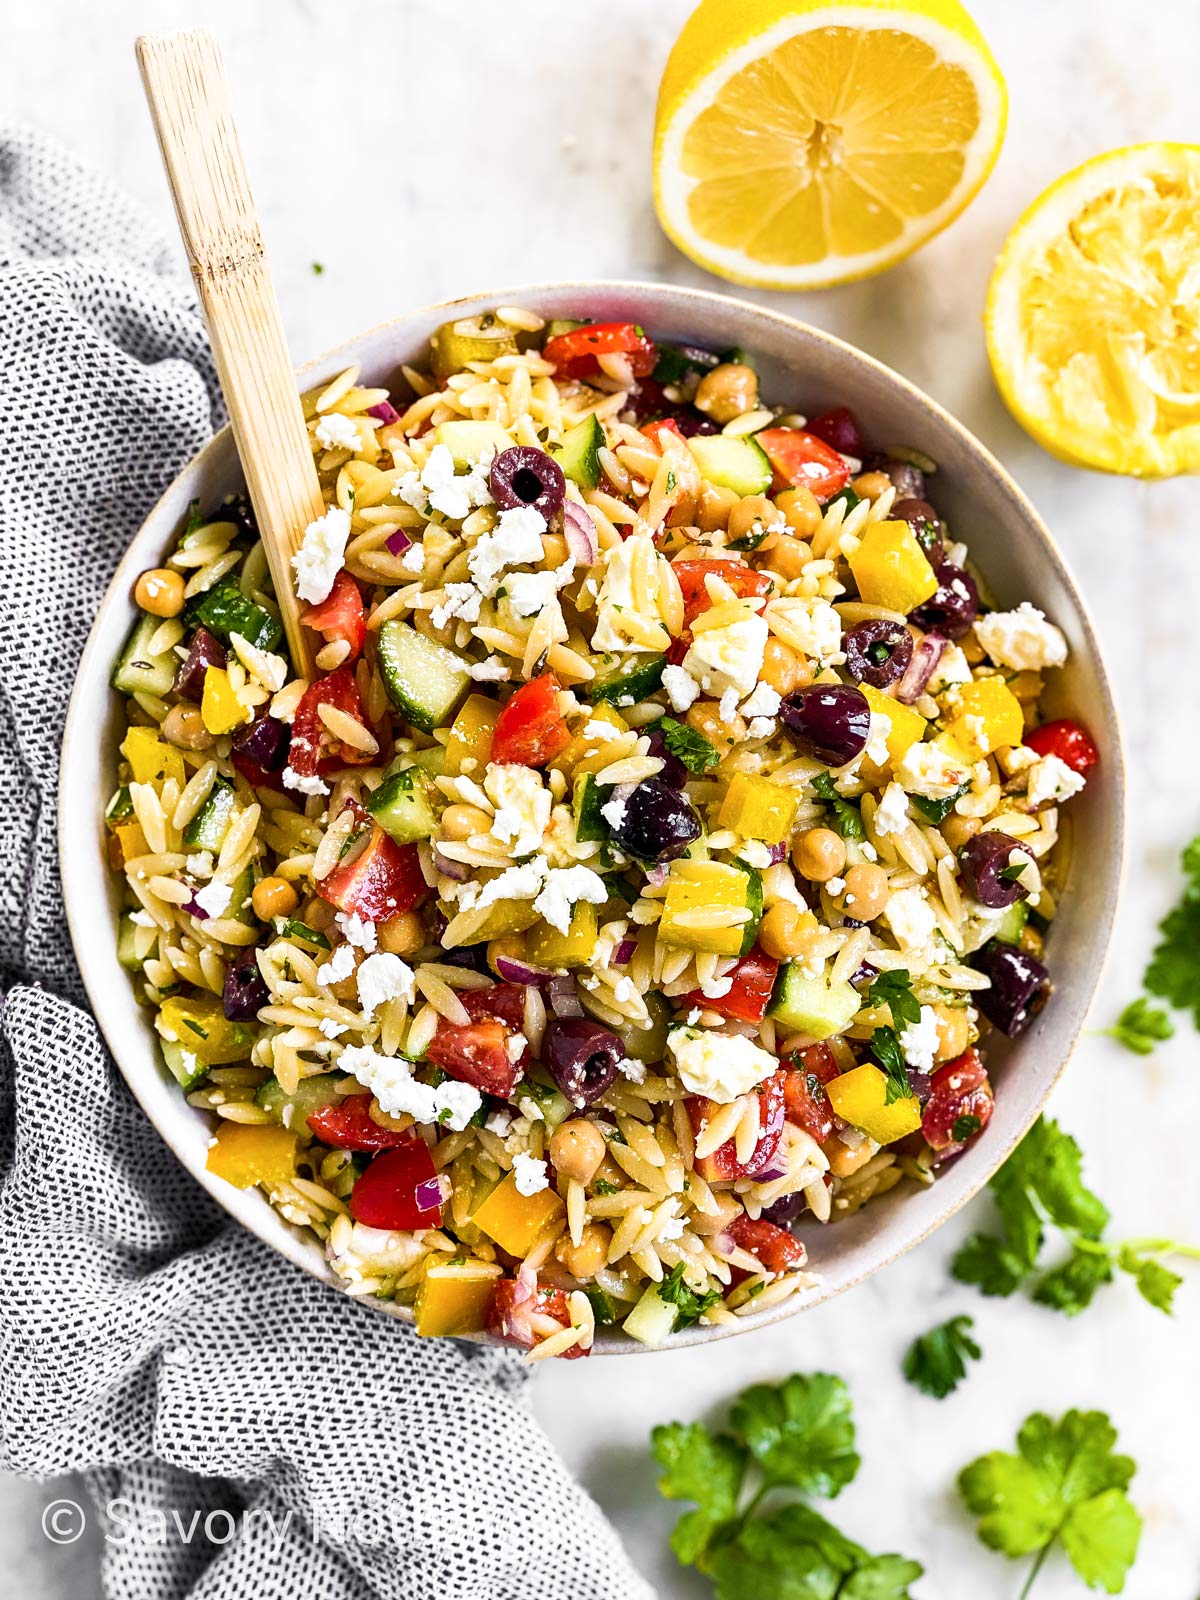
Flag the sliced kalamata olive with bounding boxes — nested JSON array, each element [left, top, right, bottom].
[[231, 711, 289, 772], [223, 947, 269, 1021], [440, 944, 492, 976], [973, 944, 1050, 1037], [780, 684, 871, 767], [489, 446, 565, 520], [221, 492, 258, 540], [642, 724, 688, 788], [543, 1017, 623, 1107], [891, 497, 944, 562], [174, 626, 226, 702], [609, 778, 701, 862], [864, 457, 925, 500], [960, 831, 1030, 910], [806, 406, 864, 458], [843, 619, 913, 689], [761, 1192, 804, 1227], [909, 563, 978, 640]]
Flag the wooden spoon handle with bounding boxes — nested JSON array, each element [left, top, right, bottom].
[[137, 28, 318, 679]]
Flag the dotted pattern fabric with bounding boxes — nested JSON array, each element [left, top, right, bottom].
[[0, 124, 653, 1600]]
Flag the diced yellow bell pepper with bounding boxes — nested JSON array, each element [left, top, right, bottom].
[[200, 666, 252, 736], [825, 1064, 923, 1145], [472, 1171, 565, 1257], [660, 860, 754, 957], [552, 702, 628, 779], [444, 694, 499, 777], [945, 677, 1025, 761], [159, 995, 255, 1066], [121, 726, 186, 790], [415, 1260, 504, 1337], [528, 901, 599, 968], [860, 683, 928, 768], [465, 899, 542, 944], [206, 1122, 298, 1189], [848, 520, 938, 614], [114, 820, 149, 863], [718, 773, 798, 845]]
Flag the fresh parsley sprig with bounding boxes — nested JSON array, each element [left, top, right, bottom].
[[1111, 834, 1200, 1053], [867, 968, 922, 1030], [810, 771, 865, 840], [1104, 997, 1174, 1056], [656, 716, 720, 774], [658, 1261, 722, 1329], [903, 1315, 982, 1398], [871, 1026, 915, 1104], [958, 1409, 1141, 1596], [651, 1372, 923, 1599]]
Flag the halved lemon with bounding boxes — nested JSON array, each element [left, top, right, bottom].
[[987, 143, 1200, 477], [653, 0, 1007, 289]]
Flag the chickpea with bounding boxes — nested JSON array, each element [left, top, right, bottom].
[[774, 486, 822, 539], [961, 632, 985, 665], [758, 901, 812, 960], [767, 535, 813, 580], [941, 812, 981, 852], [555, 1222, 611, 1280], [378, 911, 424, 956], [726, 495, 778, 549], [826, 1135, 876, 1179], [488, 932, 528, 976], [696, 483, 740, 532], [549, 1119, 607, 1184], [850, 471, 893, 501], [758, 638, 807, 697], [686, 700, 746, 751], [161, 704, 214, 750], [793, 827, 847, 883], [134, 567, 185, 618], [302, 896, 337, 934], [931, 1002, 972, 1064], [252, 876, 299, 920], [693, 363, 758, 425], [689, 1190, 743, 1237], [836, 863, 890, 922], [441, 802, 491, 841]]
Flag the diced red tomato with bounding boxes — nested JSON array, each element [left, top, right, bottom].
[[307, 1094, 413, 1151], [782, 1042, 841, 1144], [921, 1048, 994, 1158], [758, 427, 851, 502], [317, 800, 427, 921], [484, 1276, 588, 1359], [288, 667, 376, 776], [688, 1069, 787, 1182], [348, 1139, 444, 1230], [640, 417, 686, 449], [672, 559, 774, 637], [426, 983, 529, 1096], [302, 571, 366, 663], [727, 1213, 807, 1275], [681, 949, 778, 1024], [490, 673, 572, 768], [543, 321, 657, 381], [1025, 718, 1099, 776], [804, 406, 864, 460]]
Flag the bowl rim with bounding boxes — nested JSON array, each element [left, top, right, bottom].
[[60, 277, 1125, 1354]]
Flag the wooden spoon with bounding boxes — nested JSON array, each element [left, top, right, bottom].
[[137, 28, 318, 679]]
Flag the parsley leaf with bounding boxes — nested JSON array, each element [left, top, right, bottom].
[[997, 859, 1028, 883], [183, 497, 205, 537], [708, 1504, 921, 1600], [1031, 1243, 1114, 1315], [657, 716, 720, 775], [870, 1026, 914, 1104], [311, 260, 325, 275], [729, 1373, 860, 1499], [958, 1409, 1141, 1596], [1117, 1243, 1187, 1313], [659, 1261, 722, 1330], [1106, 997, 1174, 1056], [951, 1232, 1030, 1298], [592, 1178, 618, 1196], [867, 969, 921, 1030], [902, 1315, 981, 1398], [810, 772, 865, 840], [1144, 835, 1200, 1027], [650, 1420, 746, 1566], [953, 1113, 982, 1141]]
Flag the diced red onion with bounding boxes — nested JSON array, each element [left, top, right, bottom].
[[547, 975, 584, 1018], [386, 528, 412, 555], [645, 863, 670, 889], [368, 400, 400, 424], [515, 1262, 538, 1299], [563, 500, 599, 566], [612, 938, 636, 966], [432, 848, 470, 882], [766, 843, 788, 864], [415, 1176, 446, 1212], [896, 634, 945, 704], [494, 956, 554, 986], [755, 1165, 787, 1182]]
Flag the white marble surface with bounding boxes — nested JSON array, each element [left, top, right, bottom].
[[4, 1, 1200, 1596]]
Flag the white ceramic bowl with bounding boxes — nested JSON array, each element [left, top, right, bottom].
[[60, 281, 1124, 1352]]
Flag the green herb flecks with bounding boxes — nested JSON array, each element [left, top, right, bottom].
[[656, 716, 720, 774], [867, 968, 921, 1030], [658, 1262, 722, 1330], [870, 1025, 915, 1104], [903, 1315, 981, 1398], [810, 772, 865, 840]]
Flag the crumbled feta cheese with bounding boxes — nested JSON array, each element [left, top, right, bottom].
[[865, 712, 892, 767], [193, 880, 232, 920], [400, 541, 425, 573], [600, 794, 628, 830], [316, 943, 356, 986], [340, 1044, 480, 1130], [1027, 753, 1086, 809], [763, 597, 842, 664], [590, 533, 668, 655], [282, 767, 330, 797], [314, 413, 360, 452], [415, 443, 493, 522], [485, 763, 551, 856], [895, 741, 971, 799], [718, 686, 740, 722], [617, 1055, 646, 1085], [658, 1215, 686, 1242], [467, 857, 549, 913], [292, 507, 351, 604], [129, 910, 157, 928], [826, 876, 846, 896], [667, 1027, 778, 1103], [661, 663, 700, 713], [468, 506, 547, 596], [900, 1006, 941, 1074], [928, 643, 972, 693], [737, 841, 775, 870], [430, 582, 483, 630], [512, 1152, 550, 1196], [468, 658, 511, 681], [873, 782, 910, 837], [435, 1079, 484, 1131], [747, 717, 777, 741], [975, 603, 1068, 672], [485, 1107, 514, 1136], [504, 568, 563, 617], [533, 864, 608, 933], [963, 714, 990, 753], [685, 614, 769, 698], [318, 1017, 347, 1039], [185, 852, 214, 878], [741, 683, 782, 720], [699, 971, 734, 1000], [356, 952, 416, 1017], [885, 888, 937, 951], [506, 1032, 529, 1063], [861, 841, 879, 862], [335, 911, 377, 952]]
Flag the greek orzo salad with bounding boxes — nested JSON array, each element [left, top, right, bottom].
[[107, 309, 1098, 1357]]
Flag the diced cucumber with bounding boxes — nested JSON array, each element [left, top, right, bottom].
[[589, 653, 666, 706], [824, 486, 861, 518], [255, 1073, 342, 1132], [377, 619, 471, 734], [111, 613, 178, 698], [994, 901, 1029, 947], [687, 434, 772, 496], [652, 343, 720, 385], [183, 777, 237, 851], [433, 419, 512, 467], [910, 784, 969, 825], [226, 867, 256, 926], [584, 1284, 619, 1326], [116, 912, 142, 971], [408, 745, 446, 779], [624, 1282, 679, 1346], [572, 774, 610, 842], [543, 318, 587, 339], [768, 966, 862, 1039], [183, 578, 282, 653], [552, 414, 604, 492], [273, 916, 331, 951], [721, 344, 757, 371], [106, 787, 134, 823], [734, 860, 764, 957], [160, 1037, 208, 1091], [429, 315, 518, 380], [366, 765, 439, 843], [613, 990, 672, 1067]]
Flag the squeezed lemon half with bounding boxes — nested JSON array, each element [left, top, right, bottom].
[[987, 143, 1200, 477], [653, 0, 1007, 289]]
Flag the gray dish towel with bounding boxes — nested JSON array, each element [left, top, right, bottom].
[[0, 123, 653, 1600]]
